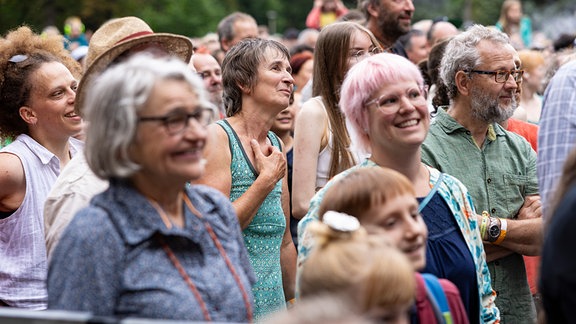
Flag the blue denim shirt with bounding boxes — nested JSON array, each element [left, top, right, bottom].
[[48, 179, 255, 322]]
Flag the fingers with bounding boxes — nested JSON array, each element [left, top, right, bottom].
[[250, 139, 262, 157], [523, 195, 540, 207]]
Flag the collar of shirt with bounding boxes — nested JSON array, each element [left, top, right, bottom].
[[433, 107, 506, 141], [92, 179, 207, 246]]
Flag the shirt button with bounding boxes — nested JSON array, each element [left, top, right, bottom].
[[487, 178, 492, 183], [491, 208, 496, 214], [466, 131, 471, 135], [495, 261, 500, 266]]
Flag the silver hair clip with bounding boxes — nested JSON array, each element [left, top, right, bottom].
[[8, 54, 28, 63], [322, 211, 360, 233]]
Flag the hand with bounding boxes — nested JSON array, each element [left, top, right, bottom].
[[314, 0, 323, 8], [516, 195, 542, 220], [250, 139, 286, 184]]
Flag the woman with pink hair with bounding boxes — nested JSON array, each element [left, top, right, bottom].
[[298, 53, 499, 323]]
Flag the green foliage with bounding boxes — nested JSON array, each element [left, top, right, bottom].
[[136, 0, 227, 37], [0, 0, 573, 39]]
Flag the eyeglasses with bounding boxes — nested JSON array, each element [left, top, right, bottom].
[[349, 47, 383, 62], [466, 69, 524, 83], [8, 54, 28, 63], [365, 87, 428, 114], [138, 107, 215, 135]]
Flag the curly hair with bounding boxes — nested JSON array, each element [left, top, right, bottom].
[[0, 26, 82, 139]]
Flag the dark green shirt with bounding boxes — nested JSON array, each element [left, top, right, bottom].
[[421, 108, 537, 323]]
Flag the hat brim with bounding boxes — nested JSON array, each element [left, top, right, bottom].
[[75, 33, 193, 115]]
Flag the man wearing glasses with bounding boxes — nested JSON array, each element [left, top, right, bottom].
[[421, 24, 540, 324]]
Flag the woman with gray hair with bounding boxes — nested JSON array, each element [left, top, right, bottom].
[[47, 54, 255, 322]]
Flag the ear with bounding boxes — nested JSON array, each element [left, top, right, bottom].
[[19, 106, 38, 125], [455, 70, 471, 97], [237, 82, 251, 95], [367, 2, 379, 18], [220, 39, 231, 53]]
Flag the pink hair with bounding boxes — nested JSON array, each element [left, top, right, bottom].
[[340, 53, 424, 152]]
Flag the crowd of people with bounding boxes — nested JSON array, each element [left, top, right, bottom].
[[1, 0, 576, 323]]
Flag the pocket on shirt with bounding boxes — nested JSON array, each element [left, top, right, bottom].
[[503, 174, 529, 218]]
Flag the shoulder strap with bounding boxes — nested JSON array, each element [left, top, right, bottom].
[[418, 172, 444, 213], [422, 273, 453, 324]]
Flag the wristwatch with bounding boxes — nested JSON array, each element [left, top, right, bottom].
[[486, 217, 501, 242]]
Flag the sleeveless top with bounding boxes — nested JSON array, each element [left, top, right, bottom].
[[217, 120, 286, 320], [418, 192, 480, 323], [310, 97, 332, 189], [311, 96, 368, 189], [0, 134, 83, 309]]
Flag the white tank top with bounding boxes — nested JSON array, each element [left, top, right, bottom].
[[0, 134, 83, 309], [313, 97, 368, 189]]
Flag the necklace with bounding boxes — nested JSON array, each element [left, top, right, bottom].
[[148, 193, 253, 322]]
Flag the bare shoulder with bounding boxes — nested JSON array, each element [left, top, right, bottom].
[[0, 153, 26, 211], [0, 153, 25, 183], [193, 122, 232, 193], [299, 97, 328, 122], [204, 122, 231, 158]]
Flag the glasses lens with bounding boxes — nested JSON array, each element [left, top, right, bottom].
[[200, 108, 214, 126], [165, 114, 187, 134], [496, 71, 509, 83]]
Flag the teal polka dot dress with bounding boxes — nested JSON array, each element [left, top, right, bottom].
[[217, 120, 286, 320]]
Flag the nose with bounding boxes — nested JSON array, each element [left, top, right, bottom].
[[404, 214, 425, 240], [504, 72, 519, 89], [403, 0, 415, 11], [283, 71, 295, 88], [210, 74, 222, 86], [68, 87, 76, 104], [398, 95, 417, 113]]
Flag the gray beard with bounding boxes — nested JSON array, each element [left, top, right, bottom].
[[470, 87, 517, 124]]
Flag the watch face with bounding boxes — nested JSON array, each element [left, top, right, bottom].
[[489, 226, 500, 238]]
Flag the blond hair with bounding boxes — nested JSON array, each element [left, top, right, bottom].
[[518, 49, 545, 73], [299, 221, 415, 312]]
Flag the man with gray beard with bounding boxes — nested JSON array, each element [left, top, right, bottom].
[[421, 24, 541, 324]]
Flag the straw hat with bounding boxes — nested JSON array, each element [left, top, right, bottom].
[[75, 16, 193, 115]]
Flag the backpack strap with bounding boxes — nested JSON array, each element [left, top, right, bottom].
[[422, 273, 453, 324]]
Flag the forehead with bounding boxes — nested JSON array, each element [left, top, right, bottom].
[[260, 47, 288, 64], [193, 54, 220, 70], [476, 40, 517, 68], [373, 79, 420, 96], [350, 29, 374, 47], [31, 61, 73, 87], [379, 0, 405, 9], [233, 19, 258, 38], [144, 79, 197, 110]]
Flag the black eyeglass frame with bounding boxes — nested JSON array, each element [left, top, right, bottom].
[[466, 69, 524, 83], [138, 107, 215, 135]]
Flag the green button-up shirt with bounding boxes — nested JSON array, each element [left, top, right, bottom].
[[421, 108, 537, 323]]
